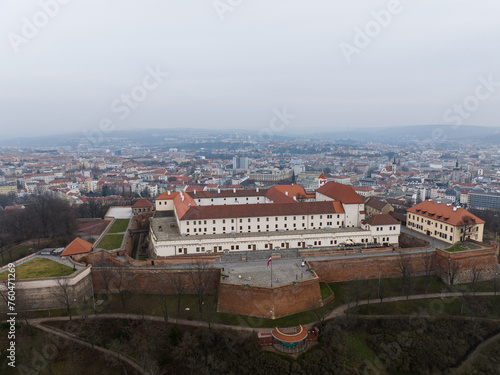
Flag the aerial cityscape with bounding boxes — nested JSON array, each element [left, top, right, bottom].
[[2, 1, 500, 374]]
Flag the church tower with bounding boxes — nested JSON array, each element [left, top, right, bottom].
[[318, 172, 327, 187]]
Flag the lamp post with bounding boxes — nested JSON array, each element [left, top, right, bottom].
[[377, 267, 381, 299]]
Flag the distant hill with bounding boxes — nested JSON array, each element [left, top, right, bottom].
[[2, 125, 500, 148], [306, 125, 500, 143]]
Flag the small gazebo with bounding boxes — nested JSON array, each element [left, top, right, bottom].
[[271, 326, 308, 354]]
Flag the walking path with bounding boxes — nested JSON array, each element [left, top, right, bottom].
[[27, 291, 499, 334], [31, 318, 145, 374], [452, 330, 500, 373], [23, 291, 499, 374]]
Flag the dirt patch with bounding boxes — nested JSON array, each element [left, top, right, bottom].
[[77, 218, 110, 237]]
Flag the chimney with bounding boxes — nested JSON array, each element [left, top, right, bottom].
[[168, 191, 170, 195], [453, 207, 457, 211], [194, 190, 196, 195], [218, 189, 220, 194], [256, 188, 259, 193], [233, 188, 236, 193], [285, 191, 288, 196], [293, 196, 297, 201]]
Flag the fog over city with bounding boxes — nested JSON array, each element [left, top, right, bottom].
[[1, 0, 500, 140]]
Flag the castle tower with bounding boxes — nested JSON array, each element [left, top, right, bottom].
[[318, 172, 327, 187]]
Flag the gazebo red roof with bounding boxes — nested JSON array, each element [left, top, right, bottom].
[[271, 326, 308, 343]]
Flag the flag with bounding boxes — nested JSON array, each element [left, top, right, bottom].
[[267, 255, 272, 267]]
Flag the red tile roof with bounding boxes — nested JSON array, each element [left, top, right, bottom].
[[363, 214, 400, 226], [265, 186, 297, 204], [316, 181, 364, 204], [61, 237, 93, 256], [179, 201, 344, 220], [407, 200, 485, 226], [268, 185, 315, 200], [132, 198, 153, 208], [156, 191, 180, 200], [186, 188, 267, 199]]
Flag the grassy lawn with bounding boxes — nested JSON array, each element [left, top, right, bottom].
[[0, 257, 75, 280], [107, 219, 130, 233], [320, 282, 333, 300], [352, 296, 500, 319], [329, 276, 450, 307], [94, 292, 337, 328], [97, 234, 124, 250], [445, 241, 482, 252]]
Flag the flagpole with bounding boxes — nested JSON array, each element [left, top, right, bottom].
[[271, 256, 273, 287]]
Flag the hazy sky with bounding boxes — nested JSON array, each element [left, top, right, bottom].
[[1, 0, 500, 140]]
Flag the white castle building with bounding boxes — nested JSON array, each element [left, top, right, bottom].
[[149, 180, 401, 257]]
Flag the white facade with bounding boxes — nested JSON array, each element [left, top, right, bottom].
[[150, 183, 400, 257]]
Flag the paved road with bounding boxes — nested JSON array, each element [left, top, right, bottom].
[[401, 225, 449, 249]]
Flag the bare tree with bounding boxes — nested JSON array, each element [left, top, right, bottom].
[[189, 261, 213, 320], [423, 251, 436, 294], [170, 273, 186, 323], [159, 294, 169, 329], [470, 266, 483, 295], [459, 215, 477, 242], [378, 279, 385, 304], [398, 252, 412, 299], [366, 278, 372, 305], [97, 267, 114, 312], [309, 297, 328, 328], [443, 257, 461, 286], [53, 278, 74, 320], [112, 268, 130, 312]]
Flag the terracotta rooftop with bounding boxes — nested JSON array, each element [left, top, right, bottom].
[[363, 214, 400, 226], [61, 237, 93, 257], [186, 188, 267, 199], [132, 198, 153, 208], [407, 200, 485, 226], [178, 200, 344, 221], [156, 191, 180, 200], [272, 326, 308, 343], [316, 181, 364, 204]]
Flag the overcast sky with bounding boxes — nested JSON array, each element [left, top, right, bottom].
[[1, 0, 500, 140]]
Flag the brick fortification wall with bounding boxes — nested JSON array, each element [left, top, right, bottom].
[[436, 246, 499, 284], [309, 252, 428, 283], [217, 276, 322, 319], [74, 250, 125, 267], [399, 233, 429, 249], [309, 246, 499, 285], [0, 266, 93, 313], [91, 267, 220, 295]]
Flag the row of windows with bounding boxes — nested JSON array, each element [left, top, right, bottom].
[[179, 237, 392, 253], [185, 222, 346, 235], [375, 226, 397, 231], [185, 214, 343, 226]]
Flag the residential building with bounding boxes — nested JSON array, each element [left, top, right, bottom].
[[406, 200, 484, 244]]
